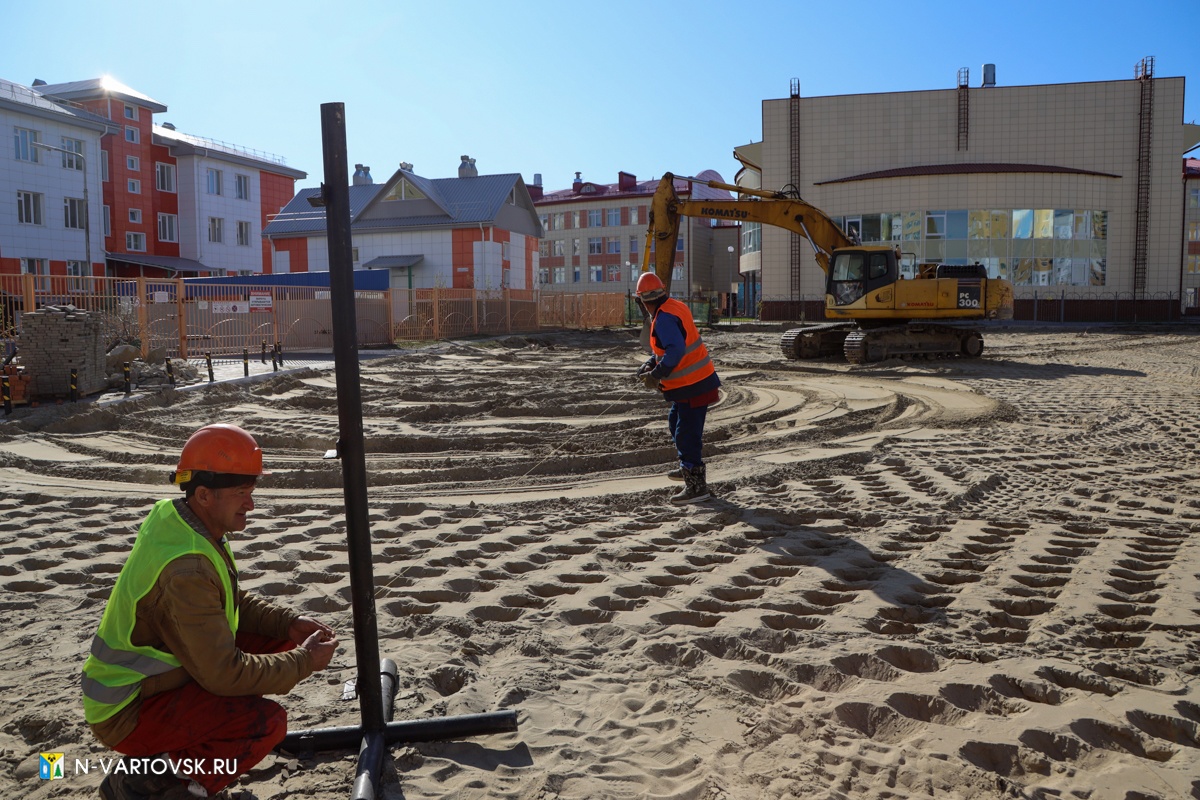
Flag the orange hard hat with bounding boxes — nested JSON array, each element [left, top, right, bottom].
[[636, 272, 666, 303], [171, 423, 268, 486]]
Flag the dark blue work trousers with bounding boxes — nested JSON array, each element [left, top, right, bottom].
[[668, 401, 708, 468]]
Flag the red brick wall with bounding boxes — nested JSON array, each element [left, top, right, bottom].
[[259, 172, 297, 274], [272, 237, 308, 273], [452, 228, 481, 289]]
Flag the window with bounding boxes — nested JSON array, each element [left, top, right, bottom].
[[676, 238, 684, 252], [588, 209, 602, 227], [66, 260, 88, 290], [742, 222, 761, 254], [925, 211, 946, 239], [553, 266, 566, 283], [607, 265, 621, 282], [127, 179, 141, 194], [103, 205, 110, 236], [573, 267, 581, 282], [590, 266, 603, 282], [208, 217, 224, 243], [17, 191, 43, 225], [553, 240, 564, 257], [102, 151, 109, 182], [572, 239, 580, 257], [207, 169, 222, 195], [156, 162, 175, 192], [235, 174, 250, 200], [538, 240, 551, 257], [14, 128, 40, 162], [630, 236, 639, 256], [607, 238, 621, 254], [672, 265, 684, 281], [20, 258, 49, 290], [1189, 187, 1200, 208], [539, 214, 550, 232], [1190, 222, 1200, 242], [124, 126, 139, 144], [352, 247, 359, 263], [538, 267, 550, 284], [158, 213, 177, 242], [126, 232, 146, 251], [65, 197, 87, 229], [237, 221, 251, 246], [126, 156, 139, 171], [128, 208, 141, 224], [607, 208, 620, 226], [629, 206, 639, 225], [61, 138, 84, 170], [588, 237, 603, 255], [552, 212, 564, 230], [123, 105, 138, 121]]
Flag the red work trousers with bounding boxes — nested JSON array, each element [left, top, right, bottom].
[[110, 633, 292, 796]]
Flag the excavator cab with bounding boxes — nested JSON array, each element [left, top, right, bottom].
[[828, 248, 896, 307]]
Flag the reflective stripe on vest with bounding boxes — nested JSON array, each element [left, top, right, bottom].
[[650, 298, 716, 391], [81, 499, 238, 724]]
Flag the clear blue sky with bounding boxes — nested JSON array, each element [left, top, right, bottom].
[[3, 0, 1197, 192]]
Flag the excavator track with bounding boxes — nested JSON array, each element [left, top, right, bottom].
[[843, 324, 985, 364], [780, 323, 856, 360]]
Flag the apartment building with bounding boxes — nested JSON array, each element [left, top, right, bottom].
[[1188, 157, 1200, 310], [741, 60, 1200, 320], [264, 157, 543, 291], [3, 76, 305, 281], [532, 170, 735, 298], [1, 78, 112, 284]]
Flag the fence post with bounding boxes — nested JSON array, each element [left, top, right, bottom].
[[166, 358, 175, 387], [1033, 291, 1038, 322], [176, 278, 188, 360], [1060, 289, 1065, 323], [432, 287, 441, 340], [472, 289, 479, 335], [386, 288, 395, 346], [136, 277, 149, 359], [504, 288, 511, 334], [2, 374, 10, 415], [21, 273, 35, 315], [535, 291, 541, 330], [243, 348, 249, 377]]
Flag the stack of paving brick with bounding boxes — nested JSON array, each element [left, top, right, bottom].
[[1, 364, 30, 404], [19, 305, 108, 400]]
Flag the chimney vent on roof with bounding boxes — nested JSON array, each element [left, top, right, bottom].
[[31, 79, 46, 87], [459, 155, 478, 178], [572, 172, 583, 192], [399, 162, 413, 171], [162, 122, 176, 130], [352, 164, 373, 185], [533, 173, 542, 186], [618, 171, 637, 191], [982, 63, 996, 88], [528, 174, 544, 201]]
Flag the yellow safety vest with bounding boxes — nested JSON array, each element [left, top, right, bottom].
[[81, 499, 238, 724]]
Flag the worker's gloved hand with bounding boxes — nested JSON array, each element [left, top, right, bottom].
[[636, 357, 657, 377], [640, 373, 661, 391]]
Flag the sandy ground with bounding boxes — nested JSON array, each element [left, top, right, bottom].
[[2, 324, 1200, 800]]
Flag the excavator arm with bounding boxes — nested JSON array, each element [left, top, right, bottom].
[[642, 172, 854, 296]]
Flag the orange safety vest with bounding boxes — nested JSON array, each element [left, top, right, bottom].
[[650, 298, 716, 392]]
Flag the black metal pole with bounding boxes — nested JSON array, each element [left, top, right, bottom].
[[320, 101, 386, 745], [166, 358, 175, 387], [1, 374, 10, 415], [281, 710, 520, 752], [205, 352, 214, 383], [123, 363, 131, 395], [243, 348, 250, 377]]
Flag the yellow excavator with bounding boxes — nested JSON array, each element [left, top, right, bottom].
[[640, 173, 1014, 364]]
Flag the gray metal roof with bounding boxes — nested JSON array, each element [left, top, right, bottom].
[[35, 77, 168, 113], [0, 79, 117, 133], [153, 125, 304, 178], [263, 170, 527, 236], [107, 253, 220, 274], [363, 255, 424, 269]]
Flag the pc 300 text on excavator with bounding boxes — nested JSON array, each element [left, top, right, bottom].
[[640, 173, 1014, 364]]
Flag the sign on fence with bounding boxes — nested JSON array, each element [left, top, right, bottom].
[[248, 291, 272, 312], [212, 301, 249, 314]]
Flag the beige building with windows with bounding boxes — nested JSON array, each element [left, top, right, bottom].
[[741, 61, 1200, 321]]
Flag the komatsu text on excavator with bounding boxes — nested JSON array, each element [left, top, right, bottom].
[[640, 173, 1014, 364]]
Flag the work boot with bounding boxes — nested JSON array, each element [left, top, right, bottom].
[[670, 464, 711, 505], [99, 762, 190, 800], [666, 465, 685, 482]]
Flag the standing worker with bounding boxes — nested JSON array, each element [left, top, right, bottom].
[[81, 423, 339, 800], [635, 272, 721, 504]]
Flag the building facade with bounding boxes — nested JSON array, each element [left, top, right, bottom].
[[1188, 157, 1200, 311], [1, 79, 113, 284], [532, 170, 735, 298], [4, 76, 305, 281], [264, 157, 543, 292], [744, 62, 1200, 320]]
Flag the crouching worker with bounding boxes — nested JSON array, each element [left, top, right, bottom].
[[82, 423, 338, 799], [634, 272, 721, 504]]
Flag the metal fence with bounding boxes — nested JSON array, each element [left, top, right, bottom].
[[0, 274, 626, 360]]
